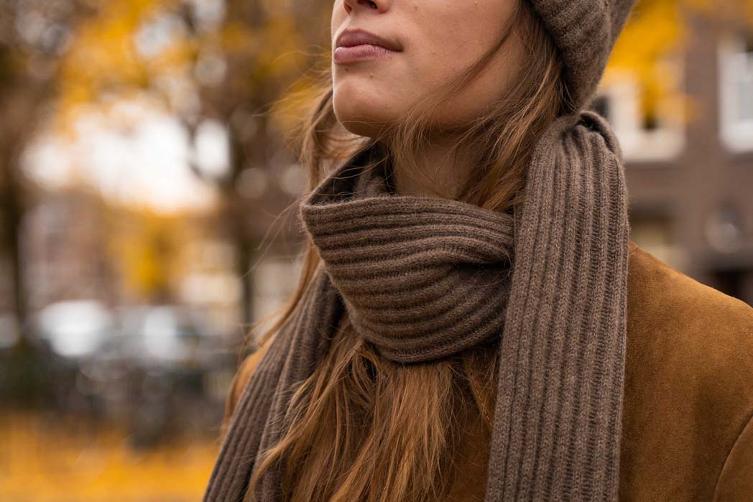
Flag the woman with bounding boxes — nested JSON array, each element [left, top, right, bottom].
[[205, 0, 753, 501]]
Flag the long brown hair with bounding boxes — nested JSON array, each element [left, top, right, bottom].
[[242, 1, 570, 500]]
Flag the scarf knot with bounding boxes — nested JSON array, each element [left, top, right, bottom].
[[299, 159, 515, 363]]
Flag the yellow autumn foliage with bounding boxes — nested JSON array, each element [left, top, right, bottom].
[[606, 0, 753, 122], [105, 206, 191, 303], [58, 0, 175, 125], [0, 413, 217, 502]]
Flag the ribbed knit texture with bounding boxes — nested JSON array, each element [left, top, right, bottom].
[[527, 0, 636, 112], [203, 109, 631, 501], [301, 161, 516, 363]]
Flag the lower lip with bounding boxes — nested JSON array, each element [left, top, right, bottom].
[[333, 44, 398, 64]]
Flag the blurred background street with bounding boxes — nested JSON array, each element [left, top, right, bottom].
[[0, 0, 751, 500]]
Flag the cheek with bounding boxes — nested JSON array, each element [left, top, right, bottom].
[[407, 4, 521, 122], [418, 5, 508, 86]]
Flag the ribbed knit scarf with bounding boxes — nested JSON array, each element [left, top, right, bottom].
[[203, 109, 631, 501]]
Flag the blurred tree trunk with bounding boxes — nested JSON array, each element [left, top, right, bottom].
[[0, 1, 92, 350], [226, 123, 259, 329], [0, 143, 27, 343], [0, 49, 55, 407], [0, 56, 50, 345]]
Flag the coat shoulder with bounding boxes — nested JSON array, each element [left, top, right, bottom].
[[624, 240, 753, 499], [626, 240, 753, 391], [627, 239, 753, 341]]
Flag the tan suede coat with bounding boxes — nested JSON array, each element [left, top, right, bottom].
[[222, 240, 753, 500]]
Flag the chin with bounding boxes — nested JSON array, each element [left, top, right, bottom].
[[334, 112, 385, 137], [332, 80, 401, 137]]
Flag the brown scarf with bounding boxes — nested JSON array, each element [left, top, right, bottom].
[[203, 109, 631, 501]]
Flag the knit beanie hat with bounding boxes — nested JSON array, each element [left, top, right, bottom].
[[527, 0, 637, 112]]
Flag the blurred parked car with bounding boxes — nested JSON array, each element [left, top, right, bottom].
[[109, 304, 219, 368], [24, 300, 116, 413], [33, 299, 116, 360], [93, 304, 234, 446], [25, 301, 235, 446]]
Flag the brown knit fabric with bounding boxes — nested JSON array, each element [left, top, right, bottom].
[[203, 109, 631, 501], [302, 160, 516, 364], [527, 0, 637, 112]]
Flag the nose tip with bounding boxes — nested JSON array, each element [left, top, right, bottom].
[[343, 0, 389, 14]]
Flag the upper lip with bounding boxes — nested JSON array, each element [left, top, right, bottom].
[[335, 28, 402, 51]]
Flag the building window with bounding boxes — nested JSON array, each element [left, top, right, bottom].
[[704, 201, 745, 254], [629, 211, 686, 270], [592, 61, 685, 162], [719, 29, 753, 152]]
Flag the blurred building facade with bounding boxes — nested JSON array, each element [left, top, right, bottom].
[[24, 188, 119, 313], [592, 13, 753, 305]]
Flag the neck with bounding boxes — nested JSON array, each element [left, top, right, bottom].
[[388, 134, 475, 200]]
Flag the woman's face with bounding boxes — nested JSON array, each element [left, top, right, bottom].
[[330, 0, 525, 137]]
